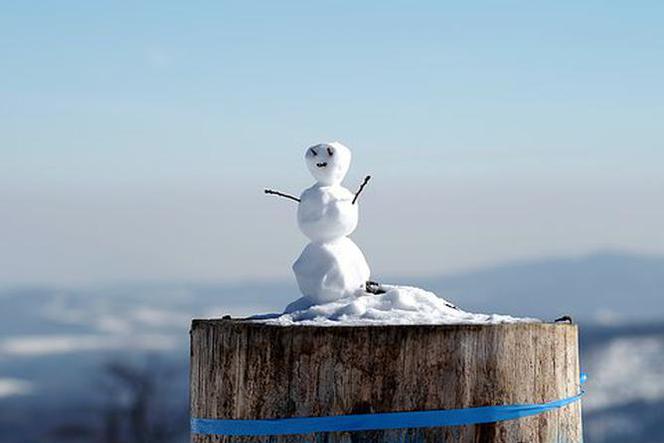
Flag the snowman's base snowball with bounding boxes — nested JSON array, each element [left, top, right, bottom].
[[292, 237, 370, 305], [253, 285, 540, 326]]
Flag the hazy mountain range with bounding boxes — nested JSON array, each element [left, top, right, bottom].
[[420, 250, 664, 323]]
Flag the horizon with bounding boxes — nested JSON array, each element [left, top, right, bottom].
[[1, 247, 660, 291]]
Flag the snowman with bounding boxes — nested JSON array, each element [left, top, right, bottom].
[[265, 142, 381, 306]]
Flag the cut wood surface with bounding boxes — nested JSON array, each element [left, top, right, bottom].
[[190, 320, 582, 442]]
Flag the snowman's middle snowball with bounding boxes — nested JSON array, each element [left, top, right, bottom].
[[297, 184, 358, 242]]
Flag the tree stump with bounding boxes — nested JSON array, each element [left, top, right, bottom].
[[190, 320, 582, 442]]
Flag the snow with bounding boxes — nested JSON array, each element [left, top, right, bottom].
[[0, 378, 33, 398], [0, 334, 178, 356], [583, 335, 664, 412], [291, 141, 371, 304], [292, 237, 370, 304], [297, 184, 358, 242], [266, 143, 537, 324], [304, 141, 351, 186], [252, 285, 539, 326]]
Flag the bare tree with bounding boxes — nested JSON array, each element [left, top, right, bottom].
[[98, 357, 186, 443]]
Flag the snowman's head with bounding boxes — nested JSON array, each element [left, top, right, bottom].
[[305, 142, 351, 186]]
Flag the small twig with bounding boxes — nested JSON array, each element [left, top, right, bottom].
[[352, 175, 371, 205], [264, 189, 300, 203]]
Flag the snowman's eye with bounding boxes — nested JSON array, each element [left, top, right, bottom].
[[327, 147, 334, 156], [310, 148, 317, 156]]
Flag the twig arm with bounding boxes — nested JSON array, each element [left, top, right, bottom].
[[264, 189, 300, 203], [352, 175, 371, 205]]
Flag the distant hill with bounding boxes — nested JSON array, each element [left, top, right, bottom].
[[415, 251, 664, 323]]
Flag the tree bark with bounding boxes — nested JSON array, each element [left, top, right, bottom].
[[190, 320, 582, 442]]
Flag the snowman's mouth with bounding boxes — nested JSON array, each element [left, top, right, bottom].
[[316, 162, 328, 168]]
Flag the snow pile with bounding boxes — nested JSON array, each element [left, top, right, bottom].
[[252, 285, 539, 326]]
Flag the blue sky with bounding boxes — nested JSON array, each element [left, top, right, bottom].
[[1, 1, 663, 284]]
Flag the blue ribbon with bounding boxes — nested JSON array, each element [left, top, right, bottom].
[[192, 373, 587, 437]]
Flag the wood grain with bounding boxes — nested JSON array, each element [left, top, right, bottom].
[[190, 320, 582, 442]]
